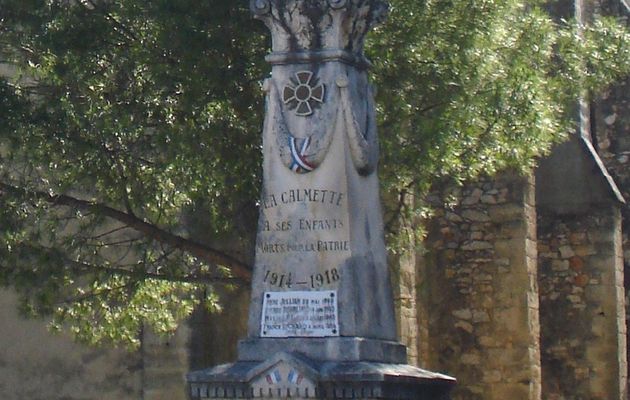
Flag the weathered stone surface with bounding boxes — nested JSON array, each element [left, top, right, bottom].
[[143, 327, 190, 400], [461, 210, 491, 222], [452, 309, 472, 320], [461, 241, 493, 251], [188, 2, 454, 399], [538, 206, 626, 400], [592, 30, 629, 400], [237, 337, 406, 363], [0, 289, 143, 400], [420, 173, 540, 400], [189, 352, 454, 400], [247, 0, 396, 344]]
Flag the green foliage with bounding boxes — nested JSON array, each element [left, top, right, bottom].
[[370, 0, 629, 244], [0, 0, 628, 347]]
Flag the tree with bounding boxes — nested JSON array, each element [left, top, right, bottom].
[[0, 0, 628, 347]]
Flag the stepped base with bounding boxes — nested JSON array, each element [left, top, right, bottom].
[[188, 351, 455, 400]]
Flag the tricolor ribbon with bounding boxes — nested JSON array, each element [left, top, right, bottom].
[[289, 136, 315, 174], [266, 369, 282, 384], [287, 369, 304, 385]]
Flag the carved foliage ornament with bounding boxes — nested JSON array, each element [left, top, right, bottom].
[[252, 0, 348, 16], [250, 0, 388, 60]]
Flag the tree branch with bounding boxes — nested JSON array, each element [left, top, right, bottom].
[[0, 182, 252, 281], [64, 258, 246, 286], [384, 179, 417, 234], [52, 281, 136, 307], [80, 0, 138, 42]]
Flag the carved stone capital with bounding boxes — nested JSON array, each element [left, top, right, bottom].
[[250, 0, 388, 68]]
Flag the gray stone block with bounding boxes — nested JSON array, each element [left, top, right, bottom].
[[237, 337, 407, 364]]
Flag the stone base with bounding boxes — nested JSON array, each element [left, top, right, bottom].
[[237, 337, 407, 364], [188, 351, 455, 400]]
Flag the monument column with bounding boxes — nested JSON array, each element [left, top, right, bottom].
[[188, 1, 455, 398], [241, 0, 400, 360]]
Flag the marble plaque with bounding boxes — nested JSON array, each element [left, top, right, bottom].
[[260, 291, 339, 338]]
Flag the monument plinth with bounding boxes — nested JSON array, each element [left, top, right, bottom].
[[188, 1, 455, 398]]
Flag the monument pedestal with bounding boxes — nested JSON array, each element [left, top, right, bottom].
[[187, 1, 455, 398], [188, 337, 454, 399], [188, 349, 454, 400]]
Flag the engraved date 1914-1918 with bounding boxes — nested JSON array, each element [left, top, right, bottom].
[[263, 268, 340, 289]]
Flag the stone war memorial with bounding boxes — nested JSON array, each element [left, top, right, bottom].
[[187, 0, 456, 399]]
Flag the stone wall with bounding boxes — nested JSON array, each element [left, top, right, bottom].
[[0, 286, 250, 400], [421, 173, 541, 400], [390, 222, 420, 366], [0, 289, 143, 400], [538, 208, 627, 399], [590, 2, 629, 388], [596, 77, 630, 276], [142, 327, 190, 400], [593, 75, 630, 389], [141, 286, 250, 400], [592, 15, 629, 277], [188, 286, 250, 369]]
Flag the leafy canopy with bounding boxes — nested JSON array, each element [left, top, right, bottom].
[[0, 0, 628, 347]]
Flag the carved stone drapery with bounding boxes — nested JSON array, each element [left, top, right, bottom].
[[251, 0, 383, 178]]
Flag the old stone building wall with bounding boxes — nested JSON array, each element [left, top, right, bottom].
[[596, 79, 630, 286], [188, 286, 250, 369], [0, 289, 143, 400], [421, 173, 541, 400], [537, 208, 627, 399], [391, 224, 420, 366], [592, 0, 630, 280], [534, 125, 628, 399], [593, 74, 630, 389], [0, 284, 251, 400], [590, 2, 630, 390], [416, 148, 627, 400], [141, 327, 190, 400]]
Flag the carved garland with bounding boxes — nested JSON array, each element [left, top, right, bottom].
[[264, 72, 378, 176]]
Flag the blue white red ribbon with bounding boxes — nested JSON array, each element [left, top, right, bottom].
[[289, 136, 314, 174], [266, 369, 282, 384], [287, 369, 304, 385]]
